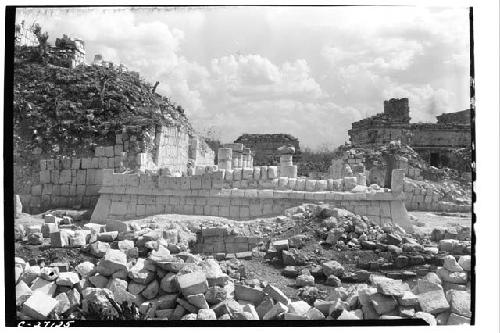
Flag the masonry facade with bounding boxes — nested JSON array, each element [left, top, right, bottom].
[[348, 98, 472, 168]]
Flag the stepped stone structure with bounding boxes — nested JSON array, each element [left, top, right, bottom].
[[234, 134, 301, 166], [348, 98, 471, 168]]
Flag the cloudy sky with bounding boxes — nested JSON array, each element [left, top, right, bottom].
[[16, 6, 471, 150]]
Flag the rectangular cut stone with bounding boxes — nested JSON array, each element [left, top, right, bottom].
[[233, 168, 243, 181], [316, 180, 328, 191], [305, 179, 317, 192], [177, 271, 208, 296], [295, 178, 306, 191], [391, 169, 405, 193], [22, 291, 58, 319], [242, 168, 254, 180], [267, 166, 278, 179], [280, 165, 297, 178], [110, 201, 128, 216], [71, 158, 80, 169]]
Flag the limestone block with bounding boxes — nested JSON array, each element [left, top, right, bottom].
[[391, 169, 405, 193], [30, 278, 57, 296], [50, 230, 74, 247], [305, 179, 317, 192], [16, 280, 32, 306], [177, 271, 208, 296], [293, 178, 305, 191], [40, 170, 51, 184], [71, 158, 80, 169], [278, 177, 289, 189], [279, 155, 293, 167], [280, 165, 297, 178], [59, 170, 71, 184], [267, 166, 278, 179], [41, 223, 59, 238], [22, 291, 58, 319], [218, 148, 232, 160], [316, 179, 328, 191], [344, 177, 357, 191], [233, 168, 243, 181], [104, 146, 114, 157]]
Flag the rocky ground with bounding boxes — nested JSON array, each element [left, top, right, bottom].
[[14, 206, 472, 324]]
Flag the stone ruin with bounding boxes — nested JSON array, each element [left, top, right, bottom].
[[15, 22, 86, 69], [348, 98, 472, 169], [12, 26, 472, 325], [234, 134, 301, 166]]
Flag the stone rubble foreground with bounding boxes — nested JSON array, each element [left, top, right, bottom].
[[15, 205, 471, 324]]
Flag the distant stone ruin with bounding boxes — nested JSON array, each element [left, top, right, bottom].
[[234, 133, 301, 166], [348, 98, 471, 168]]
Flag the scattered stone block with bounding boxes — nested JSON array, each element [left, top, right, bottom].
[[187, 293, 209, 309], [287, 301, 311, 316], [22, 291, 59, 319], [448, 290, 471, 318], [296, 274, 315, 287], [16, 280, 32, 306], [443, 255, 463, 272], [234, 284, 265, 304], [263, 302, 288, 320], [322, 260, 345, 277], [418, 289, 450, 314], [141, 280, 160, 300], [197, 308, 217, 320], [376, 279, 410, 297], [458, 255, 471, 271], [436, 267, 468, 284], [447, 313, 470, 325], [414, 311, 437, 325], [370, 294, 398, 315], [56, 272, 80, 287], [264, 284, 290, 305], [177, 271, 208, 296], [54, 292, 71, 315]]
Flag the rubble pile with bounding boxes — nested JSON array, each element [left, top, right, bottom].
[[13, 50, 192, 194], [15, 244, 471, 324], [268, 205, 471, 280], [404, 178, 472, 211], [15, 204, 471, 324]]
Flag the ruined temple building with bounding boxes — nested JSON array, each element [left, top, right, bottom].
[[14, 27, 215, 213], [234, 133, 301, 166], [348, 98, 471, 168]]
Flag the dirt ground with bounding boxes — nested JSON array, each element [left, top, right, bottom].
[[409, 211, 472, 235]]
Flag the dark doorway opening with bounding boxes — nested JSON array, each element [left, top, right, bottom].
[[430, 153, 440, 167]]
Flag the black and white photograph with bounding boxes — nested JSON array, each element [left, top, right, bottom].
[[2, 0, 499, 330]]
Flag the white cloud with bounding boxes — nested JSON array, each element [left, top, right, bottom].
[[210, 54, 325, 100], [15, 7, 470, 150]]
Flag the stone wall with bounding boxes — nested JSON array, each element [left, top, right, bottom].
[[403, 178, 471, 213], [155, 126, 190, 173], [19, 125, 214, 214], [436, 109, 471, 125], [196, 228, 264, 253], [15, 21, 39, 47], [189, 136, 215, 168], [90, 169, 413, 231], [348, 99, 471, 151]]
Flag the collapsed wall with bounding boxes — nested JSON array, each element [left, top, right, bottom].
[[327, 145, 471, 213], [20, 125, 214, 214], [348, 98, 472, 170]]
